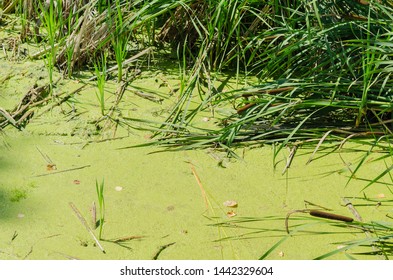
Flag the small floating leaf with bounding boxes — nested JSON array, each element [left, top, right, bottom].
[[47, 163, 57, 171], [227, 211, 237, 217]]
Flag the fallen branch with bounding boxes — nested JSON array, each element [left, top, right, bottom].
[[152, 242, 176, 260], [31, 165, 91, 177]]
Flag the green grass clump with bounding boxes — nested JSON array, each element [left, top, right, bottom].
[[93, 52, 108, 116], [95, 178, 105, 240]]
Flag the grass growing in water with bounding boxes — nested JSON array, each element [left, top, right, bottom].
[[93, 52, 108, 116], [110, 0, 130, 83], [95, 178, 105, 240], [212, 205, 393, 259], [130, 0, 393, 190], [38, 0, 62, 95]]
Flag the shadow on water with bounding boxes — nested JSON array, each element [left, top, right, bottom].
[[0, 188, 11, 219], [0, 132, 14, 220]]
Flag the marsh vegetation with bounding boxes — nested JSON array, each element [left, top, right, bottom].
[[1, 0, 393, 259]]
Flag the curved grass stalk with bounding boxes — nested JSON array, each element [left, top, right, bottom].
[[93, 51, 108, 116]]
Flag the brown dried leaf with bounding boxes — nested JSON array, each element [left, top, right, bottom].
[[227, 211, 237, 218], [47, 163, 57, 171]]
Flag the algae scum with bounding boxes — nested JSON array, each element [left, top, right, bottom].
[[2, 1, 393, 260]]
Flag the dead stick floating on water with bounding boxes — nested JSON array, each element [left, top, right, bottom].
[[111, 235, 146, 243], [31, 165, 91, 177], [282, 145, 298, 175], [342, 198, 363, 222], [285, 209, 353, 234], [90, 201, 97, 230], [69, 202, 105, 254]]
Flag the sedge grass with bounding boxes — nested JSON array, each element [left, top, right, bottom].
[[93, 51, 108, 116], [38, 0, 63, 95], [211, 209, 393, 259], [126, 0, 393, 191], [5, 0, 393, 197]]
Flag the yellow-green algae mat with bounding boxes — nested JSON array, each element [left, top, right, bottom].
[[1, 58, 392, 260], [1, 126, 391, 260]]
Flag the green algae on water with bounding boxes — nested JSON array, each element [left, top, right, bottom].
[[9, 188, 27, 202]]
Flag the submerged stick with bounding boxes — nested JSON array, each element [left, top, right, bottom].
[[69, 202, 105, 254], [90, 202, 97, 229], [0, 107, 17, 127], [304, 200, 332, 211], [152, 242, 176, 260], [31, 165, 91, 177], [36, 146, 54, 164], [36, 83, 88, 118], [111, 235, 146, 243], [134, 90, 164, 104], [189, 163, 209, 210]]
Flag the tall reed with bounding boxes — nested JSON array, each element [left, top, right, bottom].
[[94, 51, 108, 116], [38, 0, 63, 95]]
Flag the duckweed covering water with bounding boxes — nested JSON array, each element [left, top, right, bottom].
[[1, 1, 393, 260]]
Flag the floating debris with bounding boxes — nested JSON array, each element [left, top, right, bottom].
[[227, 211, 237, 218], [112, 235, 145, 242], [46, 163, 57, 171], [166, 205, 175, 211], [90, 202, 97, 230], [376, 193, 385, 199], [223, 200, 238, 208], [114, 186, 123, 192], [17, 213, 25, 218], [69, 202, 105, 254]]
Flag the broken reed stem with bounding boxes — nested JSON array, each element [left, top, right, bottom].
[[342, 198, 363, 222], [189, 163, 209, 210], [31, 164, 91, 177], [90, 201, 97, 229], [285, 209, 353, 234], [152, 242, 176, 260], [111, 235, 145, 243], [69, 202, 105, 254]]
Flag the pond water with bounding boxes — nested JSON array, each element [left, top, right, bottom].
[[1, 44, 392, 260]]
